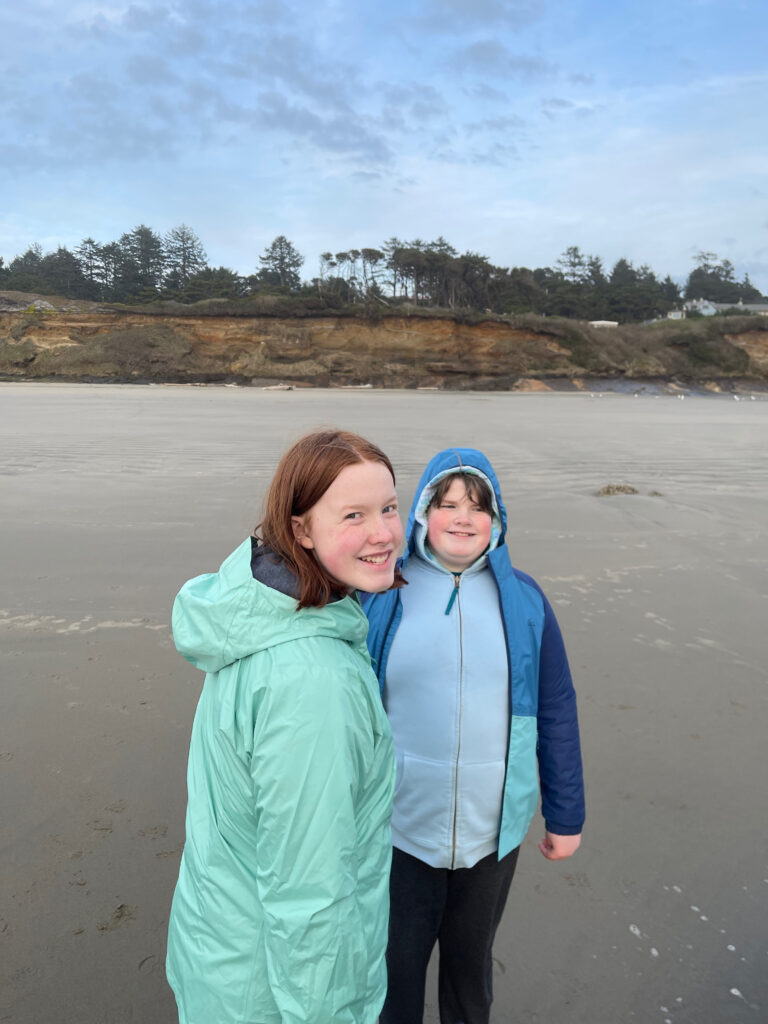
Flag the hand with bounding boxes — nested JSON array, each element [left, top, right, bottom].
[[538, 831, 581, 861]]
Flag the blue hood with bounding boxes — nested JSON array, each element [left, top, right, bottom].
[[404, 447, 508, 567]]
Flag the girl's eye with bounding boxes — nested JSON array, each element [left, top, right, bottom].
[[440, 503, 455, 509]]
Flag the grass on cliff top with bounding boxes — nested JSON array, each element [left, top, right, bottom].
[[3, 287, 766, 339], [107, 294, 504, 322]]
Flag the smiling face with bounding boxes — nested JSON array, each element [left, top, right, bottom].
[[425, 476, 493, 573], [291, 459, 403, 593]]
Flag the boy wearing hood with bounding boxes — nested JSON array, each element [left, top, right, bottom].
[[364, 447, 585, 1024]]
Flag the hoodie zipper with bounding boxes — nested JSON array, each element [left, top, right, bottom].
[[451, 573, 463, 868]]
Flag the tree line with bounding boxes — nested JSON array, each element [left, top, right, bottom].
[[0, 225, 764, 322]]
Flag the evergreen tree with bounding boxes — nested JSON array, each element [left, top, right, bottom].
[[360, 248, 385, 295], [455, 252, 493, 309], [75, 237, 100, 282], [331, 251, 363, 299], [96, 242, 123, 300], [381, 236, 406, 297], [9, 244, 43, 275], [119, 225, 166, 293], [39, 246, 89, 297], [258, 236, 304, 290], [556, 246, 589, 284], [685, 251, 740, 303], [609, 258, 638, 288], [585, 255, 607, 289], [74, 237, 103, 298], [181, 267, 245, 302], [738, 273, 765, 303], [660, 275, 682, 306], [317, 252, 340, 297], [489, 267, 545, 314], [6, 244, 45, 292], [164, 224, 208, 290]]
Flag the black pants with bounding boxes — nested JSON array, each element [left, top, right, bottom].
[[381, 845, 520, 1024]]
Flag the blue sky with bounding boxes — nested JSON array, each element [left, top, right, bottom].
[[2, 0, 767, 290]]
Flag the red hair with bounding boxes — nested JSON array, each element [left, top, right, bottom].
[[256, 429, 404, 609]]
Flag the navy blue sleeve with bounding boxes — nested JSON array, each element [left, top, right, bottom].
[[536, 592, 585, 834], [360, 589, 398, 688]]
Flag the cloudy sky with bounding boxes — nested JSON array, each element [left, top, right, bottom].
[[2, 0, 767, 289]]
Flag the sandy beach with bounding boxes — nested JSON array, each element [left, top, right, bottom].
[[1, 382, 766, 1024]]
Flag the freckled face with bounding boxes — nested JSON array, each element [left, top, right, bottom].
[[426, 477, 492, 572], [292, 460, 403, 593]]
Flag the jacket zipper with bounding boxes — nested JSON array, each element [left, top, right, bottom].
[[451, 573, 463, 868]]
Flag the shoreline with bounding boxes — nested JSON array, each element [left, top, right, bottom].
[[3, 376, 768, 398]]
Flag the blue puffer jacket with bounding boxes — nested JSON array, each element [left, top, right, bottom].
[[363, 448, 584, 859]]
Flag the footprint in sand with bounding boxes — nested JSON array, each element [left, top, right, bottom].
[[97, 904, 136, 932]]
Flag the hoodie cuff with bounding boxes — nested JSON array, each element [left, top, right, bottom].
[[544, 820, 584, 836]]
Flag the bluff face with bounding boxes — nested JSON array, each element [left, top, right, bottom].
[[1, 296, 766, 389], [0, 308, 582, 387]]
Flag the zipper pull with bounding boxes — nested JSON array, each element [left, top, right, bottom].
[[444, 574, 461, 615]]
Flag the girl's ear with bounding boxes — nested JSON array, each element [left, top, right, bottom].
[[291, 515, 314, 549]]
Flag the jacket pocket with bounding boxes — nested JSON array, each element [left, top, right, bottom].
[[392, 753, 455, 850], [455, 759, 506, 844]]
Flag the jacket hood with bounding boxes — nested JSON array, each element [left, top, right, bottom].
[[405, 448, 507, 568], [172, 538, 369, 674]]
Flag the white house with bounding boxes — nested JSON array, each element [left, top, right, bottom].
[[685, 298, 719, 316], [668, 298, 768, 319]]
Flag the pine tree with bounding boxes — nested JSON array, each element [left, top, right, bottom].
[[258, 236, 304, 290], [164, 225, 207, 290]]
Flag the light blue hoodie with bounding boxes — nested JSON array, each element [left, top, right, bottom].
[[364, 448, 585, 866], [385, 465, 510, 868]]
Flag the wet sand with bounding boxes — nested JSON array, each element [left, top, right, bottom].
[[1, 382, 766, 1023]]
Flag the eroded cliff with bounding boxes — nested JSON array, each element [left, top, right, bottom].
[[1, 295, 766, 389]]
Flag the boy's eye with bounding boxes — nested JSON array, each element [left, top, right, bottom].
[[383, 504, 398, 514], [345, 511, 362, 520]]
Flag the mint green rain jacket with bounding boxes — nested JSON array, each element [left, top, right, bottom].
[[166, 538, 395, 1024]]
